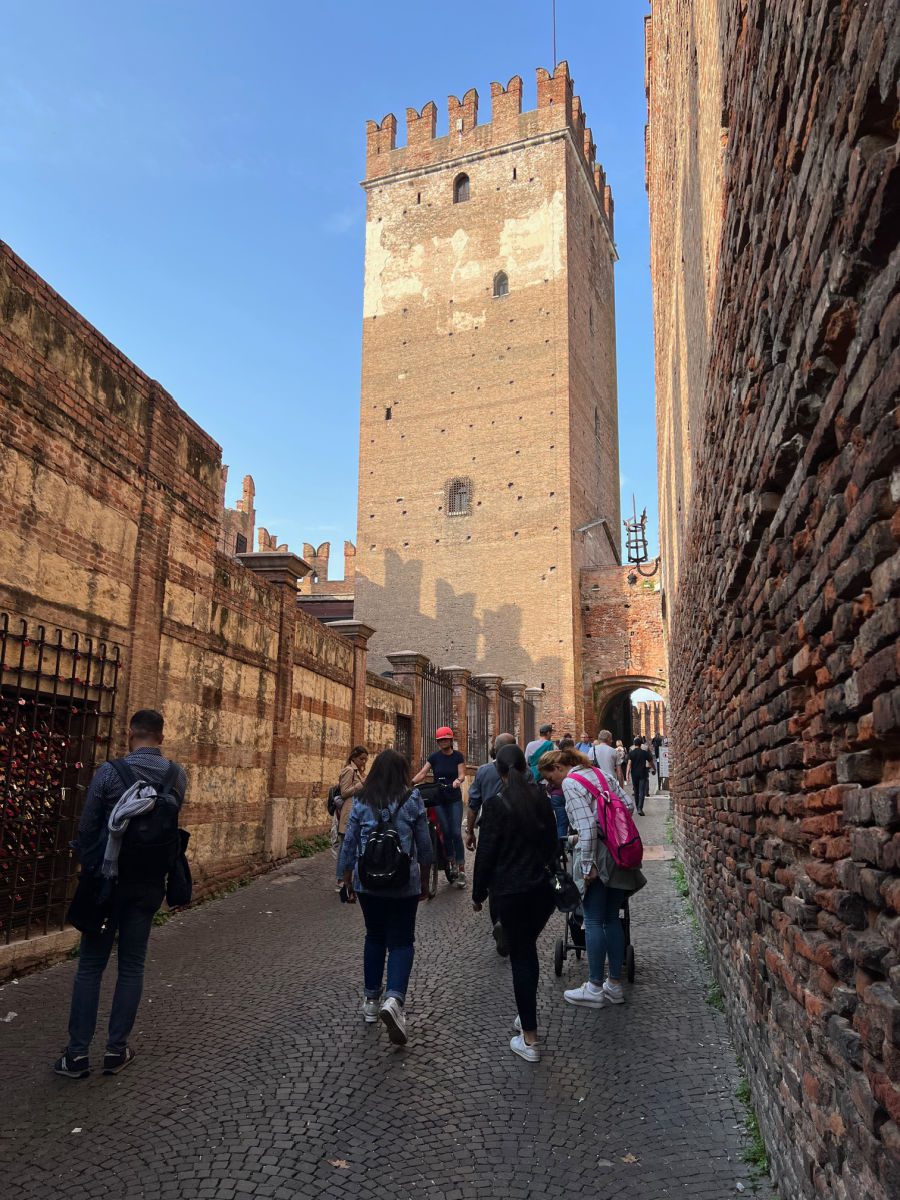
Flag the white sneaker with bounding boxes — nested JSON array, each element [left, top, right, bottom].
[[361, 997, 380, 1023], [379, 996, 408, 1045], [564, 982, 606, 1008], [455, 873, 467, 890], [510, 1033, 540, 1063], [603, 980, 625, 1005]]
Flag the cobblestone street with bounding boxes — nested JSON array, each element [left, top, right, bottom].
[[0, 794, 769, 1199]]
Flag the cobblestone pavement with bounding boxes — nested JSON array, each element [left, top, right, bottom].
[[0, 792, 772, 1199]]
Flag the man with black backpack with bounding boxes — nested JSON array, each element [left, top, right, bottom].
[[53, 709, 187, 1079]]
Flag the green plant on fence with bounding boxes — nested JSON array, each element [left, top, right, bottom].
[[292, 833, 332, 858], [152, 910, 171, 927], [736, 1076, 770, 1179]]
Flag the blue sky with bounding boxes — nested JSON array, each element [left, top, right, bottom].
[[2, 0, 657, 562]]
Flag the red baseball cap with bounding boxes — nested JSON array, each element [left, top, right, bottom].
[[435, 727, 454, 740]]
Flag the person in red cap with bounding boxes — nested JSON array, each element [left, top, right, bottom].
[[412, 727, 467, 888]]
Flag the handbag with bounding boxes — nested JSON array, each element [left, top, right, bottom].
[[165, 829, 193, 907], [66, 872, 116, 935], [547, 859, 581, 912]]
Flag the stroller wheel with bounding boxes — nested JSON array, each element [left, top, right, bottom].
[[428, 860, 439, 899], [554, 938, 564, 977], [626, 943, 635, 983]]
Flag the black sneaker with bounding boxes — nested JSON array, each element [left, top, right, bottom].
[[102, 1047, 135, 1075], [53, 1051, 90, 1079], [493, 921, 509, 957]]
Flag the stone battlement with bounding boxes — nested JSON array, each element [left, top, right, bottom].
[[365, 62, 614, 232]]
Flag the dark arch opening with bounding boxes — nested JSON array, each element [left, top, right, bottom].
[[453, 173, 470, 204]]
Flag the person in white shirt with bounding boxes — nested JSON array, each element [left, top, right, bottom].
[[590, 729, 621, 784]]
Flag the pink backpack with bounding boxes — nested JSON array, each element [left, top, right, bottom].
[[570, 770, 643, 869]]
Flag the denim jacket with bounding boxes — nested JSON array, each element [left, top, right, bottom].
[[337, 789, 433, 898]]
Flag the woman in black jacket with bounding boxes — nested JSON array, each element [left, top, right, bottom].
[[472, 744, 558, 1062]]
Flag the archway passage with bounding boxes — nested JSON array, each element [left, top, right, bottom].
[[591, 674, 668, 746]]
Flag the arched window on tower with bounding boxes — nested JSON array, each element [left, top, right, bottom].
[[447, 477, 472, 516], [493, 271, 509, 299], [453, 173, 470, 204]]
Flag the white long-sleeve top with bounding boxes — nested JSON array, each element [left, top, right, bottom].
[[562, 766, 635, 878]]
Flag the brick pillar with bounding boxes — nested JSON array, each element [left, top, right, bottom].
[[386, 652, 430, 769], [504, 680, 527, 745], [327, 620, 376, 748], [237, 551, 310, 858], [473, 673, 503, 746], [445, 667, 471, 762]]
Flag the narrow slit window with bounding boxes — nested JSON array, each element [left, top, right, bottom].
[[453, 173, 470, 204], [493, 271, 509, 299], [385, 406, 392, 421], [512, 166, 517, 181], [447, 477, 472, 516]]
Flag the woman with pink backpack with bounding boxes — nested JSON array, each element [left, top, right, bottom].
[[538, 748, 646, 1008]]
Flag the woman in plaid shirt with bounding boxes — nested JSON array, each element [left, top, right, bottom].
[[539, 748, 646, 1009]]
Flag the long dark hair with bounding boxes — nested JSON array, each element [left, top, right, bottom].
[[359, 749, 410, 810], [495, 744, 553, 841]]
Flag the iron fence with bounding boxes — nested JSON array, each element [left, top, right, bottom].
[[499, 685, 517, 739], [419, 661, 453, 765], [466, 677, 489, 766], [0, 614, 120, 945], [524, 695, 537, 745]]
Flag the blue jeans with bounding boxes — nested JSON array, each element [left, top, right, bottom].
[[435, 799, 465, 867], [357, 892, 419, 1004], [582, 880, 626, 983], [67, 883, 163, 1057]]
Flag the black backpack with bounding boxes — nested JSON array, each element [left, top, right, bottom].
[[110, 759, 181, 881], [326, 784, 342, 817], [358, 795, 411, 890]]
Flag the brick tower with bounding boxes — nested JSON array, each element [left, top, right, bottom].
[[354, 63, 621, 730]]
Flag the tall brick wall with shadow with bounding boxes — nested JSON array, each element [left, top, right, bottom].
[[0, 241, 404, 955], [646, 3, 899, 1198]]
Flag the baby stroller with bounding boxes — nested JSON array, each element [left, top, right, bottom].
[[553, 839, 636, 982]]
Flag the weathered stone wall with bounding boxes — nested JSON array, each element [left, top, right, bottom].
[[581, 564, 666, 733], [647, 4, 899, 1198], [0, 241, 379, 908], [355, 62, 620, 732], [365, 672, 414, 753]]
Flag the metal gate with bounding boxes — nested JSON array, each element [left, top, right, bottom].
[[0, 615, 120, 945], [419, 662, 453, 765], [466, 676, 489, 765], [523, 695, 536, 745], [499, 685, 517, 738]]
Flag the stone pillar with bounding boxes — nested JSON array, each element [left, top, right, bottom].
[[525, 686, 543, 742], [473, 673, 503, 746], [326, 620, 376, 749], [504, 680, 527, 746], [385, 652, 430, 769], [237, 551, 311, 856], [445, 667, 471, 761]]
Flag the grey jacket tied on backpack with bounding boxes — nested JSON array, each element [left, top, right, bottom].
[[337, 788, 433, 898], [101, 783, 158, 879]]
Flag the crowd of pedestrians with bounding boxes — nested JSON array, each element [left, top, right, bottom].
[[56, 708, 667, 1073]]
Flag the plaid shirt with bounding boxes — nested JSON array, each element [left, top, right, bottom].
[[561, 767, 634, 877]]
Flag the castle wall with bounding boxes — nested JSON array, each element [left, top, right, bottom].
[[0, 241, 391, 942], [646, 4, 900, 1197], [355, 64, 619, 731]]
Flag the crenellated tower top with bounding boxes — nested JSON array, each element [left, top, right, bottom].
[[364, 62, 614, 236]]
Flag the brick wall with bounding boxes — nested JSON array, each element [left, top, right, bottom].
[[647, 4, 899, 1198], [0, 241, 403, 929]]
